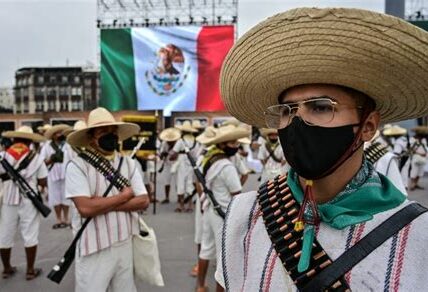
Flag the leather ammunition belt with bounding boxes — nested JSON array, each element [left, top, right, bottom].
[[257, 174, 350, 291], [364, 142, 388, 165]]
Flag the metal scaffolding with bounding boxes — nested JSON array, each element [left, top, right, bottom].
[[97, 0, 238, 28]]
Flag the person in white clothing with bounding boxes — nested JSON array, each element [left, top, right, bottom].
[[408, 126, 428, 191], [65, 107, 149, 292], [171, 121, 200, 213], [258, 128, 288, 183], [40, 124, 72, 229], [158, 127, 181, 204], [196, 125, 250, 292], [62, 121, 87, 160], [0, 126, 47, 280]]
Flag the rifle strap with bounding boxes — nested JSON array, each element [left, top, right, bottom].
[[0, 151, 37, 182], [265, 142, 282, 163], [202, 153, 228, 178]]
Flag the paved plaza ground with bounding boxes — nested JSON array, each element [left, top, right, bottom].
[[0, 174, 427, 292]]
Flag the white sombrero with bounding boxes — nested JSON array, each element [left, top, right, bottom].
[[202, 125, 251, 146], [259, 128, 277, 138], [221, 118, 241, 127], [2, 126, 46, 143], [192, 120, 206, 130], [238, 137, 251, 145], [383, 125, 407, 136], [196, 126, 216, 145], [221, 8, 428, 128], [44, 124, 72, 140], [175, 120, 198, 133], [159, 127, 182, 142], [37, 124, 52, 134], [67, 107, 140, 147], [63, 120, 87, 137]]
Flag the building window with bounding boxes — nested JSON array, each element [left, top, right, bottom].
[[62, 76, 68, 83], [37, 76, 44, 84], [35, 100, 44, 112], [71, 98, 82, 111], [49, 75, 56, 83], [74, 76, 80, 84], [84, 79, 92, 86], [35, 87, 44, 96], [60, 100, 68, 111], [48, 87, 56, 96], [71, 87, 82, 96], [23, 101, 29, 113], [59, 87, 69, 96], [48, 100, 56, 111]]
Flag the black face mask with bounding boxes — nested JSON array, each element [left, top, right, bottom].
[[278, 117, 359, 180], [223, 146, 239, 157], [98, 133, 119, 152], [269, 138, 278, 144], [58, 135, 66, 142]]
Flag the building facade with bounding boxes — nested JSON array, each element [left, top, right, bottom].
[[14, 67, 99, 114], [0, 87, 14, 113]]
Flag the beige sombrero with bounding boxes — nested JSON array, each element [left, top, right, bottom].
[[192, 120, 206, 130], [202, 125, 251, 146], [259, 128, 277, 138], [221, 118, 241, 127], [37, 124, 52, 134], [159, 127, 182, 142], [238, 137, 251, 144], [175, 120, 198, 133], [63, 120, 87, 137], [221, 7, 428, 128], [44, 124, 72, 140], [67, 107, 140, 147], [383, 125, 407, 136], [2, 126, 46, 143], [196, 126, 216, 144], [412, 126, 428, 135]]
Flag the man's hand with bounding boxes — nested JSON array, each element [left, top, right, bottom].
[[119, 186, 135, 201]]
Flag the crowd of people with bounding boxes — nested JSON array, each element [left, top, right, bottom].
[[1, 6, 428, 292]]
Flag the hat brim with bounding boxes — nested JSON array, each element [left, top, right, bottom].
[[45, 124, 72, 140], [175, 125, 198, 133], [221, 8, 428, 128], [66, 122, 140, 147], [159, 128, 182, 142], [2, 131, 46, 143], [203, 128, 250, 146]]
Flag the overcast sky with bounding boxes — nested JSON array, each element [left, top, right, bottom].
[[0, 0, 385, 87]]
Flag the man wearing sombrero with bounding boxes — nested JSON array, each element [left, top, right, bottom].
[[258, 128, 288, 184], [65, 107, 149, 291], [0, 126, 47, 280], [216, 8, 428, 291], [171, 120, 201, 212], [196, 124, 249, 292], [40, 124, 72, 229], [158, 127, 181, 204], [406, 126, 428, 191]]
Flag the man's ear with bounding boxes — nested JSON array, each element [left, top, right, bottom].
[[361, 111, 380, 142]]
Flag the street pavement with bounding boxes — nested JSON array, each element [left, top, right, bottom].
[[0, 174, 427, 292]]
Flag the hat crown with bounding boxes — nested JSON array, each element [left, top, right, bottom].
[[73, 120, 87, 131], [87, 107, 116, 127], [16, 125, 34, 134]]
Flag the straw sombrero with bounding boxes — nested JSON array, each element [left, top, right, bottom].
[[192, 120, 206, 130], [383, 125, 407, 136], [221, 8, 428, 128], [196, 126, 216, 145], [159, 127, 182, 142], [2, 126, 46, 143], [412, 126, 428, 135], [238, 137, 251, 145], [37, 124, 52, 134], [44, 124, 71, 140], [221, 118, 241, 127], [259, 128, 277, 138], [67, 107, 140, 147], [175, 120, 198, 133], [63, 120, 87, 137], [202, 125, 250, 146]]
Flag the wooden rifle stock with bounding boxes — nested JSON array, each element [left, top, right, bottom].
[[0, 156, 51, 217]]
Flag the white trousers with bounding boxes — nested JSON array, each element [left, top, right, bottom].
[[48, 179, 69, 207], [176, 164, 194, 195], [75, 238, 137, 292], [0, 197, 40, 248], [194, 195, 203, 244], [199, 206, 223, 261]]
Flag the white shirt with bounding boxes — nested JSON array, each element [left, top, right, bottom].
[[65, 152, 147, 257], [40, 141, 69, 181], [173, 137, 200, 168], [0, 150, 47, 206]]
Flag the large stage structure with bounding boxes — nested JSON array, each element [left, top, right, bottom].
[[97, 0, 237, 28]]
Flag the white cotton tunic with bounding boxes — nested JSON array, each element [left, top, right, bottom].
[[216, 191, 428, 291], [65, 153, 147, 257], [258, 142, 288, 183]]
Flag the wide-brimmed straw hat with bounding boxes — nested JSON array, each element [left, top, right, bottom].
[[44, 124, 72, 140], [202, 125, 250, 146], [192, 120, 206, 130], [67, 107, 140, 147], [63, 121, 87, 137], [259, 128, 277, 138], [175, 120, 198, 133], [37, 124, 52, 134], [221, 7, 428, 128], [412, 126, 428, 135], [221, 118, 241, 127], [159, 127, 182, 142], [2, 126, 46, 143], [383, 125, 407, 136], [238, 137, 251, 145], [196, 126, 216, 144]]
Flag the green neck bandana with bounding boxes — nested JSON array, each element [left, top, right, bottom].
[[287, 158, 406, 272]]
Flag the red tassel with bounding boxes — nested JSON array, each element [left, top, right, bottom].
[[294, 180, 320, 231]]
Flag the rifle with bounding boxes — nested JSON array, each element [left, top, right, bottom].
[[181, 141, 225, 219], [0, 155, 51, 217], [47, 138, 145, 284], [48, 141, 64, 171]]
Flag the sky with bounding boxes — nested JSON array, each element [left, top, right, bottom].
[[0, 0, 386, 87]]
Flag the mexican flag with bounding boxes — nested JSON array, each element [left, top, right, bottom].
[[100, 26, 234, 115]]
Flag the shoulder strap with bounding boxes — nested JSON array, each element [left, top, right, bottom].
[[302, 203, 427, 291], [202, 153, 228, 177], [265, 142, 282, 163]]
